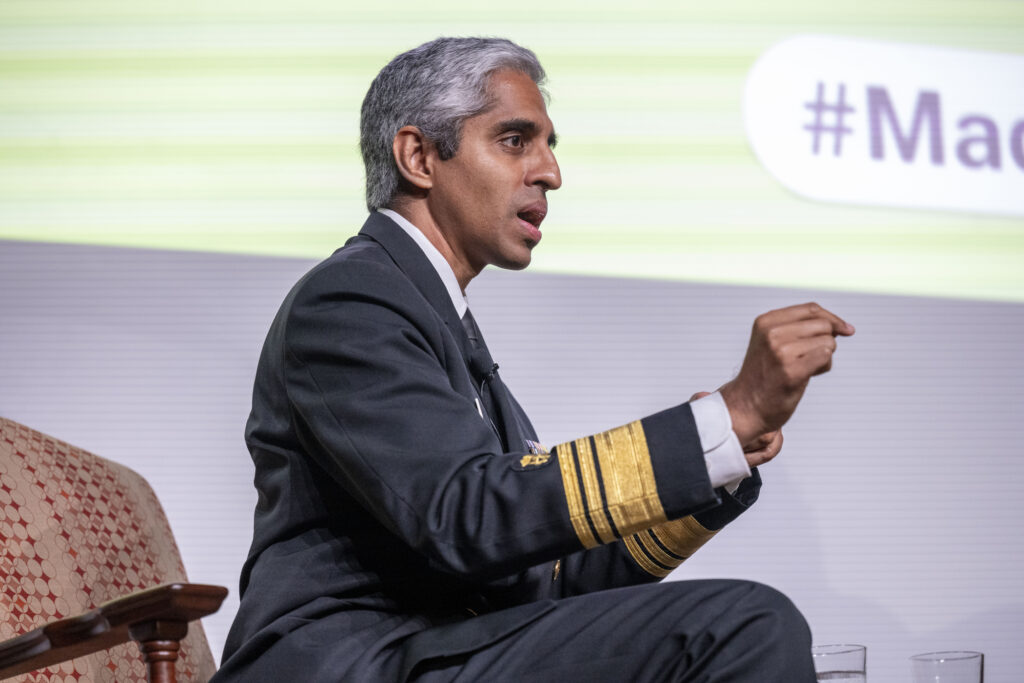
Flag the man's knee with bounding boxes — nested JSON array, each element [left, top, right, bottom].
[[729, 580, 814, 675], [646, 580, 814, 681], [743, 581, 811, 642], [662, 579, 812, 654]]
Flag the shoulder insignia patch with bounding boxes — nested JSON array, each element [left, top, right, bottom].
[[520, 453, 551, 468]]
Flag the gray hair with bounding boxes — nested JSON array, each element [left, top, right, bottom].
[[359, 37, 547, 211]]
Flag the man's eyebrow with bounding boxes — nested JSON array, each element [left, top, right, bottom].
[[493, 118, 558, 147]]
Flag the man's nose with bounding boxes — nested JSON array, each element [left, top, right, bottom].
[[529, 146, 562, 191]]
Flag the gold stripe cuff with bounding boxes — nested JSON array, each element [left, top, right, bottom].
[[555, 419, 667, 549], [624, 534, 672, 578], [636, 530, 683, 570], [625, 516, 719, 578], [555, 443, 598, 549], [574, 436, 617, 544], [651, 515, 718, 562]]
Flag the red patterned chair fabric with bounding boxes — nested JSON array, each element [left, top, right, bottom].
[[0, 417, 218, 682]]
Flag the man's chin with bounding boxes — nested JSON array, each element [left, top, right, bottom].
[[501, 252, 533, 272], [491, 246, 534, 272]]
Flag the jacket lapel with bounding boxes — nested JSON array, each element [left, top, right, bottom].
[[357, 212, 474, 357]]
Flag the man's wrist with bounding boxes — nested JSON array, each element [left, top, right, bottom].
[[719, 380, 763, 447], [691, 392, 750, 490]]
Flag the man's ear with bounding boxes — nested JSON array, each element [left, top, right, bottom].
[[392, 126, 436, 192]]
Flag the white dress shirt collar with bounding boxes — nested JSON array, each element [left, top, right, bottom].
[[378, 208, 468, 318]]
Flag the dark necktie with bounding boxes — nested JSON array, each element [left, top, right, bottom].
[[461, 307, 483, 349], [460, 309, 536, 456], [461, 308, 508, 447]]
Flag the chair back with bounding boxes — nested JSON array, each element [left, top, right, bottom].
[[0, 417, 217, 682]]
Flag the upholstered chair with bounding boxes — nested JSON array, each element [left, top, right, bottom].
[[0, 417, 226, 682]]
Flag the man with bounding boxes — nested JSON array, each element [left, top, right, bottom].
[[214, 37, 854, 681]]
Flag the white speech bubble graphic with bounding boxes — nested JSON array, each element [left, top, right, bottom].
[[744, 35, 1024, 217]]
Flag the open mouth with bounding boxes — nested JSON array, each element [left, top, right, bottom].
[[516, 205, 547, 229]]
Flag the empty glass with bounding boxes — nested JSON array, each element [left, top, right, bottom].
[[910, 651, 983, 683], [811, 644, 866, 681]]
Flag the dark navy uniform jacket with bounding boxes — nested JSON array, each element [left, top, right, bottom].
[[214, 213, 761, 681]]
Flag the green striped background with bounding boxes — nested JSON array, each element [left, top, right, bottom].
[[2, 0, 1023, 300]]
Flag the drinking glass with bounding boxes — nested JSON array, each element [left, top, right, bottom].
[[811, 644, 866, 682], [910, 651, 983, 683]]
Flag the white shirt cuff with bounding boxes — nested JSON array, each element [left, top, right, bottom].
[[690, 391, 750, 495]]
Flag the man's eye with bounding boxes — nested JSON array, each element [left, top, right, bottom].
[[502, 135, 523, 148]]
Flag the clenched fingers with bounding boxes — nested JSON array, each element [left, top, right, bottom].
[[782, 334, 839, 377], [744, 430, 784, 468], [756, 302, 855, 338]]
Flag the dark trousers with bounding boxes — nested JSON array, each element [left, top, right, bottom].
[[407, 580, 815, 682]]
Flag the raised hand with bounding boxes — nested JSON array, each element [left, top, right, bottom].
[[719, 303, 854, 446]]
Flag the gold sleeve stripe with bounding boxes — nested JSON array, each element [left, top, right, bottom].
[[555, 419, 669, 549], [624, 517, 719, 578], [650, 515, 718, 562], [554, 442, 599, 549], [624, 534, 673, 579], [594, 422, 668, 537], [573, 436, 617, 544], [636, 529, 685, 569], [646, 529, 687, 561]]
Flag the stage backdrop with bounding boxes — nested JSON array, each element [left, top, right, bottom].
[[2, 1, 1022, 680]]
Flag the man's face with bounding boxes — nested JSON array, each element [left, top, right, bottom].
[[427, 69, 561, 279]]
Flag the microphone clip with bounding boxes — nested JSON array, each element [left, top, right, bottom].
[[483, 363, 499, 384]]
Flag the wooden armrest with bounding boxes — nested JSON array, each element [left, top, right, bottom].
[[0, 582, 228, 681]]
